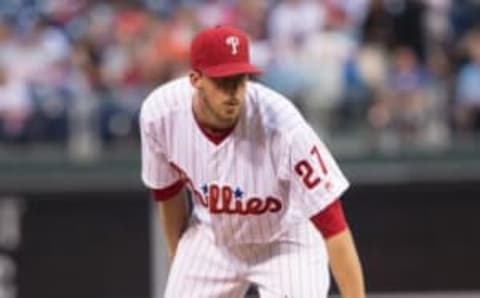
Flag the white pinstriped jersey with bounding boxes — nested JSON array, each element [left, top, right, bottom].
[[140, 77, 349, 246]]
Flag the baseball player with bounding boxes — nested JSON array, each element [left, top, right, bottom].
[[140, 25, 365, 298]]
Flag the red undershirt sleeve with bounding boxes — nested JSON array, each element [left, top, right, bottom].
[[310, 199, 349, 239], [150, 179, 186, 202]]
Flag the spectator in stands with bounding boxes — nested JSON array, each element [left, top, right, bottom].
[[0, 19, 32, 143], [454, 28, 480, 138], [362, 0, 395, 47], [368, 46, 430, 147], [422, 47, 452, 148], [423, 0, 452, 50], [297, 2, 357, 137], [326, 0, 369, 40], [268, 0, 325, 59], [0, 64, 32, 143]]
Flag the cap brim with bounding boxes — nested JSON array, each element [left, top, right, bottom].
[[201, 63, 262, 78]]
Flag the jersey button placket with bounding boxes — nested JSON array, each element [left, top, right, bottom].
[[209, 149, 225, 242]]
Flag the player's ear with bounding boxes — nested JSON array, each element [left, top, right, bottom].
[[189, 70, 202, 88]]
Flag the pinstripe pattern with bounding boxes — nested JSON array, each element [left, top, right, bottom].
[[251, 222, 330, 297], [165, 222, 251, 297], [166, 220, 329, 297], [140, 77, 347, 297]]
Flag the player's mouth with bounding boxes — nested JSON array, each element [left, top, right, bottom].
[[224, 106, 236, 113], [224, 100, 239, 106], [223, 104, 239, 116]]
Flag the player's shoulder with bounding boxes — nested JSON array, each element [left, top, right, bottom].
[[246, 80, 306, 136], [140, 77, 192, 122]]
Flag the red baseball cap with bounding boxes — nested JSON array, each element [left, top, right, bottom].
[[190, 25, 262, 78]]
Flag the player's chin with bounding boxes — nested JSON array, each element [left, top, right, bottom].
[[219, 111, 239, 124]]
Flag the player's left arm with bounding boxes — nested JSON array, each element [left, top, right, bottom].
[[311, 200, 365, 298], [285, 122, 365, 297], [325, 228, 365, 298]]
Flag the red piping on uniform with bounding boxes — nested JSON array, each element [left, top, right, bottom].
[[192, 107, 235, 145], [197, 124, 234, 145], [151, 180, 186, 201]]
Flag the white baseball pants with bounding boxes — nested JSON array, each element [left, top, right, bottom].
[[164, 221, 330, 298]]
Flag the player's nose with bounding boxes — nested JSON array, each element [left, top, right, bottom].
[[222, 86, 239, 97]]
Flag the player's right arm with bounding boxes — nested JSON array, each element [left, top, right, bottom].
[[140, 96, 188, 259], [153, 188, 188, 259]]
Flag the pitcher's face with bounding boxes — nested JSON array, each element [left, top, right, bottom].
[[190, 71, 247, 129]]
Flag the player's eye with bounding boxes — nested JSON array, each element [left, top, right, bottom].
[[213, 75, 247, 90]]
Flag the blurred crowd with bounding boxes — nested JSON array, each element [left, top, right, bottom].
[[1, 0, 480, 155]]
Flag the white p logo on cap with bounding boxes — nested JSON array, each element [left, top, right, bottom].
[[225, 36, 240, 55]]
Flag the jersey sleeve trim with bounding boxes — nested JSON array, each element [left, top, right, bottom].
[[150, 179, 186, 202], [310, 199, 348, 239]]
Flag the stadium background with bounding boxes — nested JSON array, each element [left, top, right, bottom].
[[0, 0, 480, 297]]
